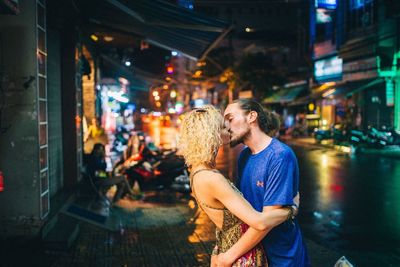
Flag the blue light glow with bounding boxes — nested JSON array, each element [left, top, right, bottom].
[[316, 0, 337, 9]]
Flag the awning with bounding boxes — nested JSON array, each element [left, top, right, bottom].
[[263, 85, 306, 104], [100, 55, 165, 91], [342, 78, 384, 97], [288, 82, 338, 106], [289, 78, 385, 106], [316, 78, 385, 98], [85, 0, 232, 60]]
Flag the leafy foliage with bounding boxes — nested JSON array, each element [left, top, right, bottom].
[[234, 53, 287, 98]]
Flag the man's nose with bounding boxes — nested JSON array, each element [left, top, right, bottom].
[[224, 121, 230, 130]]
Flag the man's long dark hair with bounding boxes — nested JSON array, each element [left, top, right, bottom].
[[233, 99, 280, 136]]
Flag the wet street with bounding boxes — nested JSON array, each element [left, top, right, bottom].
[[288, 141, 400, 266]]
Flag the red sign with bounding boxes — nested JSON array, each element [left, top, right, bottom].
[[0, 171, 4, 192]]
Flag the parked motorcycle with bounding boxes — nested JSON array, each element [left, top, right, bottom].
[[332, 125, 348, 143], [350, 126, 400, 151], [314, 126, 331, 141], [115, 143, 187, 191], [314, 124, 348, 144], [170, 169, 191, 193]]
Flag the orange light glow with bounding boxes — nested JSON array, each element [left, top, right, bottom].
[[166, 66, 174, 74], [193, 70, 202, 78], [103, 36, 114, 42], [75, 115, 81, 128]]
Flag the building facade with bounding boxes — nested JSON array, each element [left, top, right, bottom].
[[309, 0, 400, 131]]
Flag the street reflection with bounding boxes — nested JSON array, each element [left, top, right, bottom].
[[383, 161, 400, 235], [317, 153, 331, 208], [292, 144, 400, 254]]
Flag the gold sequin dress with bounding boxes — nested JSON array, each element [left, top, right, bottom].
[[191, 169, 267, 267]]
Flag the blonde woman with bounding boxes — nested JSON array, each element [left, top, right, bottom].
[[178, 105, 297, 267]]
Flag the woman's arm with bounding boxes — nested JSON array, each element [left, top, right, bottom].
[[216, 206, 282, 267], [201, 172, 290, 231]]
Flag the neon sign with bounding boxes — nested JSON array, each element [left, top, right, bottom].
[[316, 0, 337, 9], [314, 56, 343, 82]]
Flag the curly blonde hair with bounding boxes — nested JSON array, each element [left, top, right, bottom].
[[178, 105, 223, 168]]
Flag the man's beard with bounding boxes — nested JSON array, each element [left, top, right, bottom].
[[229, 128, 251, 148]]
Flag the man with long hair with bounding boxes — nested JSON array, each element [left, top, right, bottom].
[[217, 99, 309, 266]]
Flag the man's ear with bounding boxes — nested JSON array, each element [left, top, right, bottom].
[[248, 111, 258, 124]]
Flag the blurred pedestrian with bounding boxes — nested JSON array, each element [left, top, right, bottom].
[[178, 105, 297, 266], [220, 99, 309, 267], [84, 118, 105, 142], [84, 117, 107, 154], [86, 143, 135, 203]]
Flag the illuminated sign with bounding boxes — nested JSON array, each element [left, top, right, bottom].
[[316, 8, 333, 24], [386, 79, 394, 106], [350, 0, 372, 10], [316, 0, 337, 9], [314, 56, 343, 83]]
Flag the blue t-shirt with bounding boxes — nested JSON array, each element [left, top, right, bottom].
[[237, 138, 310, 267]]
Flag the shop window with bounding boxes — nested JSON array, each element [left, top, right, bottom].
[[38, 51, 46, 76], [41, 192, 49, 216], [39, 147, 47, 169], [37, 3, 45, 29], [39, 124, 47, 146], [39, 100, 47, 122], [40, 171, 48, 194], [38, 28, 45, 52], [39, 76, 46, 98]]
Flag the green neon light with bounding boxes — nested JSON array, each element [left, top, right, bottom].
[[377, 52, 400, 130], [386, 79, 394, 106]]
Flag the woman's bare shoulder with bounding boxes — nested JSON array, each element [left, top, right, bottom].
[[193, 170, 229, 190]]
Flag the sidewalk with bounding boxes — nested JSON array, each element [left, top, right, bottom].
[[1, 189, 344, 267], [282, 136, 352, 153], [282, 135, 400, 159]]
